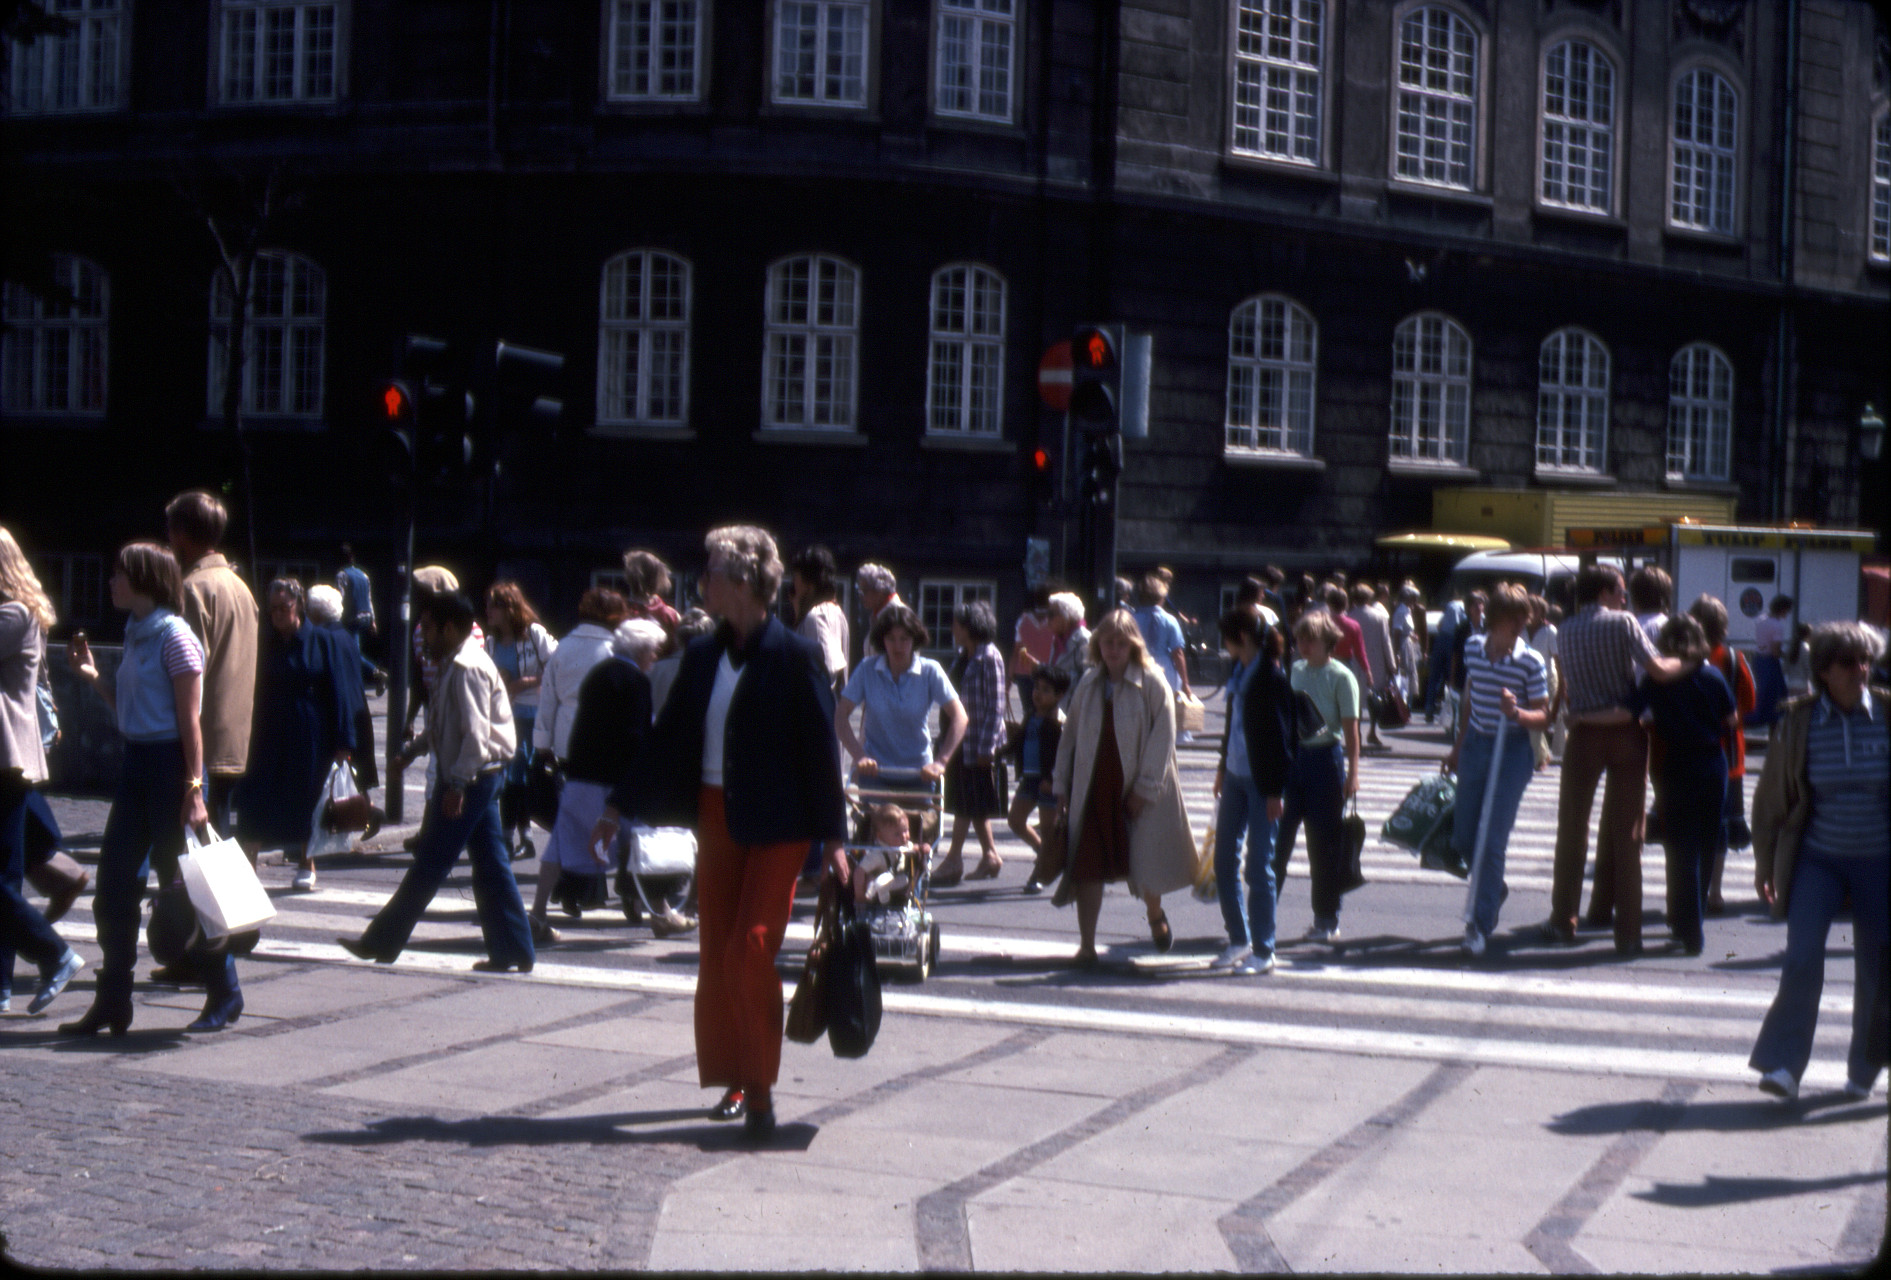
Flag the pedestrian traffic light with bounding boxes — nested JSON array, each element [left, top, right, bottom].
[[1028, 442, 1055, 505], [1069, 324, 1123, 433], [1080, 434, 1120, 505]]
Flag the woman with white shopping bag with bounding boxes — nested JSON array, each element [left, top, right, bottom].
[[236, 578, 362, 892], [64, 542, 245, 1034], [1443, 584, 1551, 958]]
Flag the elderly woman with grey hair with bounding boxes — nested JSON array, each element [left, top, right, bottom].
[[308, 583, 379, 795], [854, 562, 904, 657], [612, 526, 848, 1140], [1748, 620, 1889, 1103], [1042, 592, 1091, 711], [939, 599, 1009, 884], [531, 618, 669, 942]]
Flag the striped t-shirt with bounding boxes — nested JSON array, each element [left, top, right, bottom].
[[1461, 633, 1549, 735], [1800, 695, 1890, 860]]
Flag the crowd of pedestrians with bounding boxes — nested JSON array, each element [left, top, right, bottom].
[[0, 506, 1882, 1126]]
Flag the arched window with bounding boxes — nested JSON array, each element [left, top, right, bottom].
[[1667, 344, 1732, 482], [927, 264, 1005, 436], [1536, 328, 1608, 474], [764, 254, 858, 430], [1541, 40, 1614, 213], [1, 254, 108, 414], [1394, 6, 1478, 189], [1225, 294, 1316, 456], [598, 251, 691, 426], [1671, 67, 1738, 233], [1390, 312, 1471, 465], [208, 251, 325, 418], [1231, 0, 1323, 164], [1871, 109, 1890, 264]]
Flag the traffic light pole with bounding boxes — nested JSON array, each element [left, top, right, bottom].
[[384, 482, 417, 825]]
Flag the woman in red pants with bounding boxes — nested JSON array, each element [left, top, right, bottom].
[[600, 525, 847, 1141]]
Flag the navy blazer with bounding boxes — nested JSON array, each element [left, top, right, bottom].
[[1217, 656, 1296, 797], [618, 614, 847, 846]]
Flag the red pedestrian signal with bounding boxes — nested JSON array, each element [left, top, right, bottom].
[[379, 379, 416, 423], [1069, 324, 1122, 430], [1032, 446, 1051, 471]]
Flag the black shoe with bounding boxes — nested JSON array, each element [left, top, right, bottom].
[[471, 958, 533, 974], [337, 935, 396, 964], [710, 1088, 746, 1121], [743, 1106, 776, 1141], [59, 996, 132, 1037], [402, 831, 423, 852], [1614, 939, 1645, 959], [186, 992, 244, 1032], [148, 963, 201, 987]]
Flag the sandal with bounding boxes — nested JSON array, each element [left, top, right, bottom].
[[1150, 912, 1173, 954]]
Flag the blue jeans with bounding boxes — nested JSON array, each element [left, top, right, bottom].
[[95, 740, 237, 1000], [1, 775, 68, 989], [1424, 632, 1454, 715], [1750, 848, 1889, 1089], [360, 769, 534, 966], [1214, 772, 1277, 957], [1276, 742, 1345, 927], [1452, 727, 1536, 936]]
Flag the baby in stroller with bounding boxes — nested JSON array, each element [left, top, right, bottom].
[[851, 803, 932, 906]]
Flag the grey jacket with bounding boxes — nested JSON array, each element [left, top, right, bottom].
[[0, 603, 48, 782]]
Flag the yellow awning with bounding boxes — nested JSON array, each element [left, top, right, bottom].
[[1374, 532, 1512, 553]]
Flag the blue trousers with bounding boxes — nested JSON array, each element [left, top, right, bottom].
[[360, 769, 533, 966], [1, 775, 68, 989], [1452, 727, 1536, 936], [1661, 751, 1726, 951], [1214, 772, 1277, 957], [96, 741, 237, 1000], [1424, 632, 1453, 715], [1275, 742, 1346, 926], [1750, 849, 1889, 1089]]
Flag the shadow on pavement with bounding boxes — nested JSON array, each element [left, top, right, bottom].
[[1548, 1094, 1886, 1136], [302, 1111, 818, 1152], [0, 1026, 190, 1054], [1629, 1170, 1885, 1209]]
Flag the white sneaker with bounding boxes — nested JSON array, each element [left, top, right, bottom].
[[1210, 943, 1252, 971], [1232, 953, 1275, 976], [1757, 1067, 1799, 1101], [1305, 923, 1340, 944], [1842, 1078, 1874, 1100], [292, 864, 317, 892], [1461, 924, 1487, 957]]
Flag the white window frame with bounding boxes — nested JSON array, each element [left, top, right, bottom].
[[762, 254, 859, 431], [41, 552, 105, 625], [1666, 343, 1733, 483], [1230, 0, 1323, 165], [1669, 65, 1739, 235], [2, 254, 108, 416], [1389, 311, 1472, 466], [207, 250, 326, 420], [4, 0, 126, 115], [1535, 328, 1609, 475], [1225, 294, 1317, 457], [926, 263, 1006, 438], [1871, 109, 1890, 264], [597, 250, 692, 428], [605, 0, 705, 102], [1539, 38, 1615, 215], [1392, 5, 1479, 191], [218, 0, 340, 105], [934, 0, 1015, 124], [917, 578, 995, 654], [771, 0, 870, 108]]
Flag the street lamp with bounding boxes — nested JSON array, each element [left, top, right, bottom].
[[1860, 403, 1885, 462]]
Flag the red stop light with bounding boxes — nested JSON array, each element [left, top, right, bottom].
[[380, 380, 415, 422], [1073, 326, 1116, 372], [1032, 446, 1051, 471]]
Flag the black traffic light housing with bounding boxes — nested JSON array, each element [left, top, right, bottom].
[[1028, 440, 1055, 505], [1069, 324, 1123, 433]]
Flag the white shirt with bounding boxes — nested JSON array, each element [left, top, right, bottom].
[[701, 652, 741, 787]]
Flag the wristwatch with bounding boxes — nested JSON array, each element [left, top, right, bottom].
[[185, 777, 205, 793]]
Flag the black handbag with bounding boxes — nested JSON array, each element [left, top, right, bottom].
[[1291, 689, 1326, 742], [1339, 797, 1368, 894], [823, 894, 883, 1059], [526, 754, 564, 829], [146, 879, 260, 969], [787, 879, 836, 1046]]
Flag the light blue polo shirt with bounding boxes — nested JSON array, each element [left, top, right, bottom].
[[1132, 605, 1186, 691], [841, 653, 958, 773]]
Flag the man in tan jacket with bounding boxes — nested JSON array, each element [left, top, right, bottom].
[[340, 591, 533, 972], [166, 491, 257, 836]]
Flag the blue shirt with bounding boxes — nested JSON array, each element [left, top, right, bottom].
[[1020, 714, 1050, 777], [841, 654, 957, 773], [1801, 694, 1890, 861], [336, 565, 374, 629], [1625, 665, 1734, 759], [1437, 600, 1467, 643], [1225, 658, 1257, 779], [117, 609, 204, 743], [1131, 605, 1187, 692], [1462, 633, 1550, 736]]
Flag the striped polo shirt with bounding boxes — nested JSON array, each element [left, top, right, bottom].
[[1800, 694, 1890, 861], [1460, 632, 1549, 736]]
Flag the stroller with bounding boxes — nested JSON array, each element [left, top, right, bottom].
[[841, 770, 944, 982]]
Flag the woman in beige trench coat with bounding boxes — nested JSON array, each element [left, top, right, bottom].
[[1052, 609, 1196, 965]]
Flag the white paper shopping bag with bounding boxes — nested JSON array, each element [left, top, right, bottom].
[[180, 825, 278, 938]]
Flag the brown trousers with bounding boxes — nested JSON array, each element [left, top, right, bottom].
[[1551, 721, 1647, 950]]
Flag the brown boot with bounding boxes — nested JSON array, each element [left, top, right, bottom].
[[28, 852, 90, 924]]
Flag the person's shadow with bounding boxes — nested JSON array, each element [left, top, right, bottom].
[[302, 1109, 817, 1152]]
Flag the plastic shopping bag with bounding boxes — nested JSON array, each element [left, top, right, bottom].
[[1192, 820, 1218, 902], [306, 763, 361, 858], [180, 825, 278, 939]]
